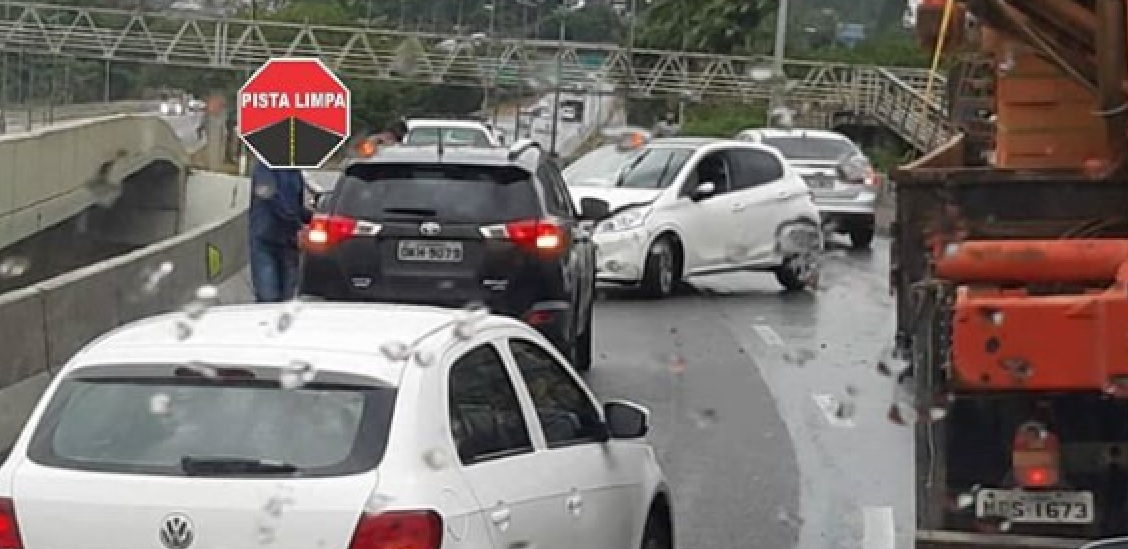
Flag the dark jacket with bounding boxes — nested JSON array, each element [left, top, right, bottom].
[[250, 162, 310, 247]]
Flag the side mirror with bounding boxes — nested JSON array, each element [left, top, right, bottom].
[[691, 181, 716, 201], [604, 400, 649, 439], [579, 197, 611, 221], [1081, 538, 1128, 549]]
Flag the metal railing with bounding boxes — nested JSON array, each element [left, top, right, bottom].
[[0, 1, 952, 151]]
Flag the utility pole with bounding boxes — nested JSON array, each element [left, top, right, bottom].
[[769, 0, 790, 113], [548, 10, 564, 156]]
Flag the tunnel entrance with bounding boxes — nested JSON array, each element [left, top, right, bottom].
[[0, 160, 183, 295]]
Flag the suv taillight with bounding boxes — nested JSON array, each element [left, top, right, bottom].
[[0, 497, 23, 549], [302, 215, 381, 253], [1013, 421, 1060, 488], [504, 219, 567, 255], [348, 510, 442, 549]]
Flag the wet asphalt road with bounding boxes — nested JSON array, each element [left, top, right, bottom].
[[584, 236, 913, 549]]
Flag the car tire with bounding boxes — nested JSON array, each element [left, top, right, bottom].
[[774, 253, 818, 292], [573, 306, 593, 373], [640, 508, 673, 549], [849, 226, 874, 249], [641, 237, 679, 299]]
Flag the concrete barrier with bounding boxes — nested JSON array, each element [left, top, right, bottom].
[[0, 113, 190, 250], [2, 100, 160, 133], [0, 171, 249, 450]]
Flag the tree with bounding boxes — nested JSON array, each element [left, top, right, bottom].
[[637, 0, 776, 55]]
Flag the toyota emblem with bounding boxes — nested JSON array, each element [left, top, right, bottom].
[[159, 513, 195, 549], [419, 222, 441, 236]]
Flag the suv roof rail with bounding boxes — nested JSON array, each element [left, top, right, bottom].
[[507, 138, 542, 161]]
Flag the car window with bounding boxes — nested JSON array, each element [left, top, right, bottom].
[[727, 149, 785, 189], [338, 164, 539, 224], [508, 339, 604, 447], [683, 151, 732, 195], [538, 163, 575, 218], [563, 144, 641, 187], [448, 344, 534, 464], [618, 148, 694, 189], [761, 136, 857, 161], [27, 373, 395, 477], [405, 127, 493, 147]]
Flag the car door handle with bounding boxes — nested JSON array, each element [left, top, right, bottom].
[[565, 494, 583, 514]]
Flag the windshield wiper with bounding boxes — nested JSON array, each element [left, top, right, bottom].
[[181, 456, 300, 476], [383, 207, 437, 217]]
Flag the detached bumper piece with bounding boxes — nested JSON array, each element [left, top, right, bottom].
[[934, 239, 1128, 391]]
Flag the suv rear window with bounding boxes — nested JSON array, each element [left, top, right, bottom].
[[27, 373, 396, 478], [337, 164, 540, 224]]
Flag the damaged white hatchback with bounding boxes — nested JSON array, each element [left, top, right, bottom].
[[567, 137, 823, 297]]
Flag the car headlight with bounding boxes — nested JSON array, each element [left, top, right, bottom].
[[598, 206, 652, 233]]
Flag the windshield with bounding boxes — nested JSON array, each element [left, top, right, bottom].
[[404, 127, 493, 147], [618, 148, 694, 189], [338, 163, 539, 223], [563, 144, 642, 187], [28, 374, 396, 477], [761, 136, 858, 161]]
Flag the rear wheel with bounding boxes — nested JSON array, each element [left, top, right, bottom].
[[572, 299, 593, 372], [641, 237, 680, 298], [850, 226, 875, 249], [640, 509, 673, 549]]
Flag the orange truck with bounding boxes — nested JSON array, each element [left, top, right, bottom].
[[895, 1, 1128, 548]]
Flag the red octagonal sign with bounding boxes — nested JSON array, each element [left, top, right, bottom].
[[238, 57, 351, 169]]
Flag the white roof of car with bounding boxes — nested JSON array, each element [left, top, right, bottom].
[[67, 302, 525, 382], [406, 119, 491, 130], [740, 127, 852, 141]]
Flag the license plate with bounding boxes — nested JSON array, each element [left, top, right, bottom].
[[805, 175, 834, 189], [397, 240, 464, 262], [975, 489, 1094, 524]]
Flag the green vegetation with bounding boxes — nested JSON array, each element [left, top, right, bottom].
[[681, 104, 766, 138]]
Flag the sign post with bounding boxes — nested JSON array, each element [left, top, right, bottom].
[[237, 58, 351, 169]]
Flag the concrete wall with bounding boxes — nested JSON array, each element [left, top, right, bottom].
[[0, 171, 249, 451], [0, 113, 190, 251], [1, 100, 161, 134]]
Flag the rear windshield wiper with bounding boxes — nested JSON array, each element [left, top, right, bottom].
[[181, 456, 300, 476], [383, 207, 438, 217]]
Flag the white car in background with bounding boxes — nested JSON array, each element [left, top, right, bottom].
[[736, 127, 879, 249], [0, 302, 673, 549], [404, 119, 503, 147], [567, 136, 823, 296]]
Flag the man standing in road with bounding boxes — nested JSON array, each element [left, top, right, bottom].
[[249, 160, 309, 303]]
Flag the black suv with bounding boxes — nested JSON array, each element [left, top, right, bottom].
[[299, 140, 605, 371]]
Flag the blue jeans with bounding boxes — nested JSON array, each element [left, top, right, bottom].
[[250, 239, 299, 303]]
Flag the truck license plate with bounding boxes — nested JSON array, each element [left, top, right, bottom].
[[975, 489, 1094, 524], [397, 240, 463, 262]]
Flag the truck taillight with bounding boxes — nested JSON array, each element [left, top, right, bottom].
[[348, 510, 442, 549], [0, 497, 23, 549], [1013, 421, 1061, 488]]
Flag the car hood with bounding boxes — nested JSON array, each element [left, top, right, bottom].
[[569, 186, 663, 212]]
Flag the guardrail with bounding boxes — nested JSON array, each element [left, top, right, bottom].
[[2, 100, 159, 132], [0, 171, 249, 449]]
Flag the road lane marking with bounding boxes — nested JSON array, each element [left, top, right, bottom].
[[752, 324, 784, 346], [862, 506, 895, 549], [812, 393, 856, 428]]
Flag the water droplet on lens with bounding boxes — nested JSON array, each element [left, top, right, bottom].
[[381, 341, 410, 361], [184, 361, 217, 378], [254, 184, 275, 199], [693, 408, 718, 428], [0, 256, 30, 278], [196, 285, 218, 301], [292, 360, 316, 383], [423, 448, 450, 470], [956, 493, 974, 510], [150, 393, 171, 415], [280, 370, 302, 390], [414, 349, 435, 367], [173, 318, 193, 340], [929, 406, 948, 421], [999, 520, 1012, 532], [183, 300, 208, 321]]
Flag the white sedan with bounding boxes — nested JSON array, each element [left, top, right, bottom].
[[568, 137, 824, 297], [0, 302, 673, 549]]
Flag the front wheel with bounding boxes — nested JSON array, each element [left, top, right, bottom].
[[640, 510, 673, 549], [640, 237, 679, 298], [572, 299, 593, 372], [774, 253, 818, 291]]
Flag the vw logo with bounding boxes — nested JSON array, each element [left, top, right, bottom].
[[159, 513, 195, 549], [419, 222, 442, 236]]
